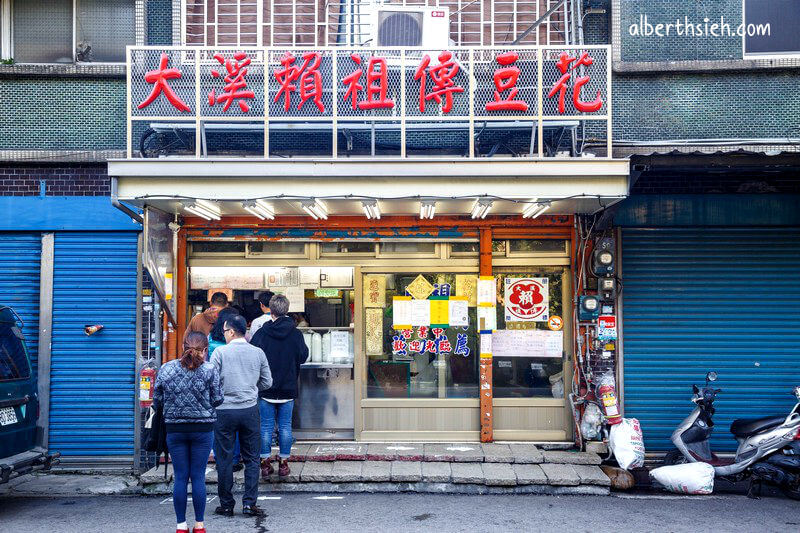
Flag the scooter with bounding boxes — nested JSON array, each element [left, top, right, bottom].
[[665, 371, 800, 499]]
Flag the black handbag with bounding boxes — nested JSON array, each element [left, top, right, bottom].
[[144, 404, 169, 477]]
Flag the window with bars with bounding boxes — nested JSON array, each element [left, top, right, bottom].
[[182, 0, 570, 47], [3, 0, 142, 63]]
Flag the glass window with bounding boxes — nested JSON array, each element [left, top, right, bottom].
[[492, 268, 565, 399], [0, 325, 31, 381], [449, 242, 479, 254], [492, 240, 506, 253], [321, 242, 376, 255], [379, 242, 437, 254], [13, 0, 73, 63], [247, 242, 306, 255], [508, 239, 568, 254], [191, 241, 246, 254], [364, 273, 479, 399], [76, 0, 136, 62]]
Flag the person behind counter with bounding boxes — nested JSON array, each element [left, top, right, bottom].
[[211, 314, 272, 518], [152, 332, 223, 533], [247, 291, 275, 338], [184, 291, 229, 343], [250, 295, 309, 479]]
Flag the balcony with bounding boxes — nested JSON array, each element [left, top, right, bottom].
[[126, 45, 611, 159]]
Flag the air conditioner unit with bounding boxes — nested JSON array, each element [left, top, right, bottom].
[[369, 6, 450, 48]]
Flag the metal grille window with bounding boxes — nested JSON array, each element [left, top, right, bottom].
[[5, 0, 142, 63], [182, 0, 570, 47]]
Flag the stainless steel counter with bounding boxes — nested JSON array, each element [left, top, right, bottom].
[[292, 363, 354, 440]]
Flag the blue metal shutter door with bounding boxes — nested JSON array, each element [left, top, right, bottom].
[[49, 232, 138, 462], [622, 228, 800, 452], [0, 233, 41, 372]]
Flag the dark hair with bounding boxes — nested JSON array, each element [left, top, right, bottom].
[[210, 307, 240, 343], [258, 291, 275, 307], [269, 294, 290, 317], [225, 314, 248, 336], [210, 291, 228, 306], [181, 332, 208, 370]]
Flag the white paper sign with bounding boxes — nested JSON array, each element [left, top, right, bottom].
[[410, 299, 431, 327], [320, 267, 354, 288], [448, 298, 469, 327], [480, 332, 492, 355], [299, 267, 321, 289], [477, 277, 496, 305], [330, 330, 350, 357], [392, 297, 413, 328], [284, 286, 306, 312], [492, 329, 563, 358], [477, 305, 497, 331]]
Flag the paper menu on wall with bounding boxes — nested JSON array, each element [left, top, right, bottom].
[[266, 267, 299, 288], [480, 332, 492, 356], [299, 267, 321, 288], [477, 305, 497, 331], [476, 276, 496, 305], [448, 297, 469, 327], [283, 286, 306, 312], [330, 330, 350, 357], [320, 267, 354, 288], [392, 296, 412, 330], [410, 299, 431, 327], [491, 329, 563, 358]]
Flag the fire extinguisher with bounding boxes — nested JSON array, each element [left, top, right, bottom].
[[139, 363, 157, 408], [597, 371, 622, 425]]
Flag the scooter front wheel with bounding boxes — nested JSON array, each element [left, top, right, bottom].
[[663, 448, 688, 466]]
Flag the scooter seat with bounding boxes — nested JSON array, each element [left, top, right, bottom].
[[730, 416, 785, 437]]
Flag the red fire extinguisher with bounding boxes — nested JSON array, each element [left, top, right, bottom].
[[598, 371, 622, 425], [139, 364, 157, 408]]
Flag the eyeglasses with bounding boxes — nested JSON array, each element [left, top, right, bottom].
[[223, 328, 233, 334]]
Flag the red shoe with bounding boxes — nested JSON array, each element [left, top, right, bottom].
[[192, 528, 206, 533], [278, 458, 290, 477], [177, 529, 189, 533], [260, 456, 275, 479]]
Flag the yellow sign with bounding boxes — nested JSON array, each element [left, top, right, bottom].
[[548, 315, 564, 331], [455, 275, 478, 307], [365, 308, 384, 355], [363, 274, 386, 308], [406, 274, 435, 300], [430, 298, 449, 327]]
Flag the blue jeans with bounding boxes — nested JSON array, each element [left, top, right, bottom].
[[259, 399, 294, 459], [166, 430, 214, 523]]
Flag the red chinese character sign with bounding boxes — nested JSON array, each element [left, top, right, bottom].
[[138, 53, 191, 113], [504, 277, 549, 322], [485, 51, 529, 112], [342, 54, 395, 110], [274, 51, 325, 113], [547, 51, 603, 114], [209, 52, 256, 112], [414, 51, 465, 113]]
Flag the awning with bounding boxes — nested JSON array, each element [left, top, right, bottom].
[[108, 157, 630, 217]]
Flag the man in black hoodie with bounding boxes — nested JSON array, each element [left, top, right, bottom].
[[250, 294, 309, 478]]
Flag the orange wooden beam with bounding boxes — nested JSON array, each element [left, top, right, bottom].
[[479, 227, 493, 443], [175, 227, 188, 358]]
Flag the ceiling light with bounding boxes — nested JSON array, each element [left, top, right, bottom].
[[523, 202, 551, 219], [182, 202, 221, 221], [362, 200, 381, 220], [470, 199, 493, 219], [243, 200, 275, 220], [301, 198, 328, 220], [419, 201, 436, 219]]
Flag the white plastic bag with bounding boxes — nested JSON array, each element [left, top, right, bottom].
[[609, 417, 645, 470], [649, 462, 715, 495], [580, 403, 603, 440]]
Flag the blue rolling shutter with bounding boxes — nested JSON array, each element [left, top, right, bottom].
[[622, 228, 800, 452], [49, 232, 138, 462], [0, 233, 40, 373]]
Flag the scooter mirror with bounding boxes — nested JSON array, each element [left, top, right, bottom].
[[706, 371, 718, 383]]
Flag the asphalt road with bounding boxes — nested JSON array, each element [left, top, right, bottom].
[[0, 492, 797, 532]]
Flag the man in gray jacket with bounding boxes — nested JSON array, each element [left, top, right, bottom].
[[211, 314, 272, 517]]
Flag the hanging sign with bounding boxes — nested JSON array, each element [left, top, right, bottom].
[[504, 277, 549, 322], [363, 275, 386, 308], [406, 274, 435, 300], [456, 275, 478, 307], [365, 308, 384, 355], [598, 315, 617, 341]]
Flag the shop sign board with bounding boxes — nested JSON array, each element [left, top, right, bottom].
[[504, 277, 549, 322], [456, 275, 478, 307], [363, 275, 386, 307], [406, 274, 435, 300]]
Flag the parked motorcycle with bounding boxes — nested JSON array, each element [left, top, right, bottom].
[[664, 371, 800, 499]]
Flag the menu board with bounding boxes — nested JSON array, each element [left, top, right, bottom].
[[392, 296, 412, 329], [492, 329, 563, 358], [190, 267, 265, 289], [320, 267, 354, 288]]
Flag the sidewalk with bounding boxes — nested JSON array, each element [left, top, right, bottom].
[[139, 442, 611, 496]]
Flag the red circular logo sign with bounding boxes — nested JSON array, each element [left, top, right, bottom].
[[506, 279, 548, 321]]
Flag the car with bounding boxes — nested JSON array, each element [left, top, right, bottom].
[[0, 305, 58, 484]]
